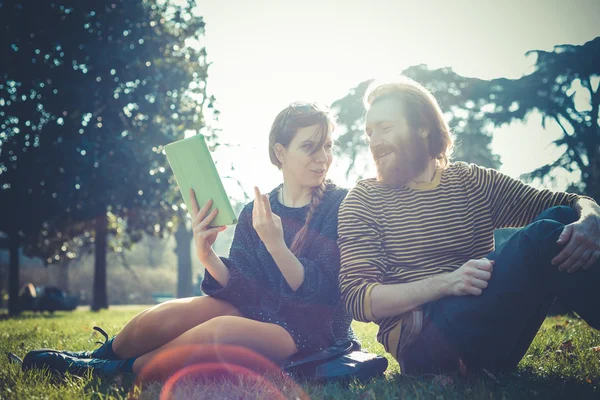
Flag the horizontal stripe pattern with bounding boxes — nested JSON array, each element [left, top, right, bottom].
[[338, 162, 580, 355]]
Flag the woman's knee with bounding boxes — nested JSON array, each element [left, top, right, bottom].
[[133, 296, 239, 335], [198, 316, 297, 358], [199, 315, 244, 340], [188, 296, 241, 317]]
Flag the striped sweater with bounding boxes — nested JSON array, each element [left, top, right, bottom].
[[337, 162, 582, 362]]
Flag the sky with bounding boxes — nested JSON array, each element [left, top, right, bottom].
[[191, 0, 600, 199]]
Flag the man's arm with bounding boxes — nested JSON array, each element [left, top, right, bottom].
[[370, 259, 494, 319], [370, 274, 450, 319], [467, 164, 599, 273], [468, 164, 582, 229], [338, 182, 494, 321], [337, 183, 388, 322]]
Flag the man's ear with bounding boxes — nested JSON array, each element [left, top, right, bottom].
[[274, 143, 286, 164]]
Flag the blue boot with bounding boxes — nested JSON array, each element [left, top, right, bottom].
[[22, 350, 135, 378], [61, 326, 119, 360]]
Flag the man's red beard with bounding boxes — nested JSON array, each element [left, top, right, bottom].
[[371, 133, 430, 187]]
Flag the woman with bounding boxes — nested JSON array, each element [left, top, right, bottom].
[[21, 102, 357, 378]]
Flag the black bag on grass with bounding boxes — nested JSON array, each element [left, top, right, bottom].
[[282, 341, 388, 383]]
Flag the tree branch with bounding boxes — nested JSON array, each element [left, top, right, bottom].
[[222, 175, 250, 201], [582, 76, 600, 137], [345, 151, 358, 180], [553, 115, 588, 174], [581, 75, 597, 95]]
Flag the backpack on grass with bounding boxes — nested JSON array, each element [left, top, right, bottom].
[[282, 341, 388, 383]]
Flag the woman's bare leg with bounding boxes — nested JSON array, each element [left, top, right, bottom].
[[132, 315, 298, 374], [112, 296, 241, 359]]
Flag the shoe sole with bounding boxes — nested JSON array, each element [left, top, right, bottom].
[[22, 349, 68, 372]]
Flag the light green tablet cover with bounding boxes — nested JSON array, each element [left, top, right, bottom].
[[164, 134, 238, 227]]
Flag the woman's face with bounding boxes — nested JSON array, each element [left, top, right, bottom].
[[278, 124, 334, 188]]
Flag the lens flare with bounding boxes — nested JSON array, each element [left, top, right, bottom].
[[130, 344, 309, 400], [159, 363, 285, 400]]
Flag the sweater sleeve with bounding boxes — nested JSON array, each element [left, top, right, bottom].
[[468, 164, 585, 229], [337, 182, 388, 322], [202, 204, 263, 306], [278, 192, 344, 307]]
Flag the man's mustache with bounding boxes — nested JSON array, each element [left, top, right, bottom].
[[370, 144, 396, 159]]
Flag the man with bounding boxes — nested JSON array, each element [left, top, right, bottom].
[[337, 77, 600, 375]]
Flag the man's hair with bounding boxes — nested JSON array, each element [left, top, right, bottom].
[[364, 76, 454, 168]]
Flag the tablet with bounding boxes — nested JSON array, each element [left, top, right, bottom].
[[164, 134, 238, 227]]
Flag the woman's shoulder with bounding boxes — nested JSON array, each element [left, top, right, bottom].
[[240, 182, 348, 216], [318, 181, 349, 212], [324, 181, 349, 198]]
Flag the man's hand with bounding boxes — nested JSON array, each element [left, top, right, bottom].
[[445, 258, 494, 296], [552, 214, 600, 273]]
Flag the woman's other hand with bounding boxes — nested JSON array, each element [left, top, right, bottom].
[[252, 186, 285, 252]]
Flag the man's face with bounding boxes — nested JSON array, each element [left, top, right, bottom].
[[365, 97, 430, 187]]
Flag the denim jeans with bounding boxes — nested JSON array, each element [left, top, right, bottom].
[[404, 206, 600, 373]]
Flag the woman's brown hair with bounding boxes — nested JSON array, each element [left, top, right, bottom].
[[268, 102, 336, 256]]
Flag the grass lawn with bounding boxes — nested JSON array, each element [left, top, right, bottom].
[[1, 306, 599, 399]]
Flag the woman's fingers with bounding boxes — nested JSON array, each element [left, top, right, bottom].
[[262, 193, 272, 217], [252, 195, 259, 220], [197, 208, 219, 230], [192, 199, 214, 228], [254, 186, 264, 218], [194, 225, 226, 239], [189, 188, 200, 216]]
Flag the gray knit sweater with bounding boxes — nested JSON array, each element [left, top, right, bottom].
[[203, 182, 357, 352]]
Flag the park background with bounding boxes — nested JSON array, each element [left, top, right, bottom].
[[2, 1, 600, 399], [1, 0, 599, 315]]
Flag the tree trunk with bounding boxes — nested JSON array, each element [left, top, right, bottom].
[[56, 258, 70, 293], [585, 145, 600, 201], [175, 221, 193, 298], [8, 233, 20, 316], [0, 251, 6, 307], [91, 210, 108, 311]]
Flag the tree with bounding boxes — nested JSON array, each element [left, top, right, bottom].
[[0, 0, 216, 312], [175, 220, 193, 298], [331, 65, 501, 180], [470, 37, 600, 200]]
